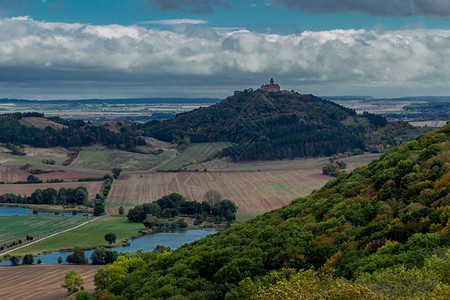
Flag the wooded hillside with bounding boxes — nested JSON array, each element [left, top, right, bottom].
[[94, 123, 449, 299], [140, 89, 394, 161]]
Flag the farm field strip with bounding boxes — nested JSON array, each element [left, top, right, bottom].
[[0, 265, 99, 300], [0, 215, 90, 246], [0, 164, 107, 183], [157, 142, 233, 171], [108, 169, 333, 216], [0, 216, 96, 256], [0, 181, 102, 199], [70, 148, 176, 171], [187, 153, 380, 172], [8, 216, 146, 256]]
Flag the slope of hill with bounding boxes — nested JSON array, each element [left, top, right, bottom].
[[95, 123, 449, 299], [0, 112, 145, 150], [140, 89, 395, 161]]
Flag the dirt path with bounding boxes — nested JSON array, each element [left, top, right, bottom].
[[0, 216, 104, 256]]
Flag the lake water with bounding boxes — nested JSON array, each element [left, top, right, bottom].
[[0, 228, 218, 266], [0, 206, 90, 217]]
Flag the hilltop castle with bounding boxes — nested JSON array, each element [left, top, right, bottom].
[[260, 78, 280, 92]]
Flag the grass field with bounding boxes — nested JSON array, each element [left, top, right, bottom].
[[0, 181, 103, 199], [70, 148, 176, 171], [186, 153, 381, 172], [8, 216, 146, 256], [157, 142, 233, 171], [0, 215, 90, 245], [0, 146, 69, 166], [0, 265, 99, 300]]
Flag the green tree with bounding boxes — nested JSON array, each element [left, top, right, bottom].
[[214, 200, 238, 222], [112, 168, 122, 179], [22, 254, 34, 265], [57, 256, 63, 264], [93, 202, 105, 216], [118, 206, 124, 215], [104, 233, 116, 248], [91, 247, 107, 265], [10, 256, 19, 266], [94, 268, 110, 291], [61, 271, 84, 294], [143, 214, 162, 229], [75, 290, 89, 300], [66, 247, 87, 264]]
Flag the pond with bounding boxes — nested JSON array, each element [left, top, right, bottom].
[[0, 228, 218, 266], [0, 206, 90, 217]]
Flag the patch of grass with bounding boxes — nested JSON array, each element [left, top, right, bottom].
[[70, 149, 176, 171], [157, 142, 233, 171], [189, 152, 380, 172], [235, 215, 254, 223], [9, 216, 146, 256], [0, 216, 89, 245]]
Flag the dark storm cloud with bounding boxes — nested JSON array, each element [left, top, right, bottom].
[[143, 0, 233, 14], [275, 0, 450, 17]]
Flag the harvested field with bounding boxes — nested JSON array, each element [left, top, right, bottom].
[[108, 170, 333, 216], [109, 153, 380, 216], [70, 147, 176, 171], [0, 181, 102, 199], [0, 164, 106, 183], [0, 264, 99, 300], [157, 142, 232, 171]]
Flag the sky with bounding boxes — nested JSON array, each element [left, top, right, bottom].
[[1, 0, 450, 99]]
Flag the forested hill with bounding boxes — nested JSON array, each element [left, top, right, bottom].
[[95, 123, 449, 299], [0, 112, 145, 150], [140, 89, 390, 161]]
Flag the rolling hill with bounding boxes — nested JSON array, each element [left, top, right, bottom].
[[94, 122, 449, 299], [140, 89, 396, 161]]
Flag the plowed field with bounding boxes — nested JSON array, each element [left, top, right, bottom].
[[0, 181, 102, 199], [108, 169, 332, 216], [0, 265, 99, 300], [0, 164, 107, 183]]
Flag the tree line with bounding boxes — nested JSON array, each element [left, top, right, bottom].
[[0, 112, 145, 150], [127, 191, 238, 226]]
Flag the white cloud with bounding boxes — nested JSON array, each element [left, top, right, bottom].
[[140, 19, 208, 25], [0, 16, 450, 98]]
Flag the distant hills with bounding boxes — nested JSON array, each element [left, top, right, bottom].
[[0, 97, 221, 105], [94, 119, 450, 299], [140, 89, 396, 161]]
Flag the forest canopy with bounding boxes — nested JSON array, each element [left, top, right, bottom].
[[93, 123, 450, 299]]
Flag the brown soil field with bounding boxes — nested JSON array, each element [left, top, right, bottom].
[[0, 164, 107, 183], [108, 154, 379, 216], [0, 264, 99, 300], [19, 117, 68, 130], [108, 169, 333, 216], [0, 181, 102, 199]]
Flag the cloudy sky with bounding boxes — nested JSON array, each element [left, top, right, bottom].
[[1, 0, 450, 99]]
